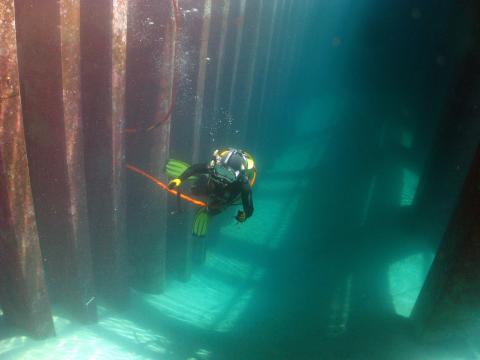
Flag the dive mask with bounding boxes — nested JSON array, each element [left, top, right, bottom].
[[213, 164, 239, 183]]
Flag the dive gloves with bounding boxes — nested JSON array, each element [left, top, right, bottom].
[[236, 210, 246, 223], [168, 178, 182, 189]]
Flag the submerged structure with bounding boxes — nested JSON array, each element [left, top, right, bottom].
[[0, 0, 309, 338], [1, 0, 480, 358]]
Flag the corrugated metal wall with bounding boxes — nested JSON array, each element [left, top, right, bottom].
[[0, 0, 311, 338]]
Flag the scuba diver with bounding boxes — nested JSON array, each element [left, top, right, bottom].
[[166, 148, 256, 237]]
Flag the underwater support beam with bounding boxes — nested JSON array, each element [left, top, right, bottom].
[[14, 0, 97, 324], [210, 0, 232, 129], [0, 0, 55, 339], [81, 0, 130, 307], [192, 0, 212, 163], [197, 0, 230, 159], [243, 0, 279, 149], [226, 0, 247, 116], [412, 145, 480, 334], [411, 11, 480, 331], [235, 0, 264, 146], [262, 0, 290, 128], [189, 0, 212, 268], [168, 0, 210, 281], [252, 0, 281, 150], [124, 0, 176, 292]]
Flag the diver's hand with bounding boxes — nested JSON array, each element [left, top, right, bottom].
[[168, 178, 182, 189], [235, 211, 246, 223]]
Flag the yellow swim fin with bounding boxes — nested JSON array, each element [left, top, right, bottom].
[[165, 159, 190, 179], [165, 158, 198, 181], [192, 208, 209, 237]]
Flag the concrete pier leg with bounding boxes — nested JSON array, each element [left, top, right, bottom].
[[81, 0, 129, 307], [0, 0, 54, 338]]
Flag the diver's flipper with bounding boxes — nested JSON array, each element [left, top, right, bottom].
[[192, 208, 209, 237], [165, 159, 191, 179]]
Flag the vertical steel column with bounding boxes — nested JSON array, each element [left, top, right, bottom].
[[192, 0, 213, 162], [155, 5, 177, 281], [284, 0, 314, 90], [276, 0, 298, 93], [411, 6, 480, 331], [171, 0, 206, 162], [229, 0, 264, 146], [244, 0, 278, 149], [212, 0, 241, 144], [270, 0, 297, 130], [250, 0, 280, 150], [412, 145, 480, 334], [125, 0, 176, 292], [0, 0, 54, 338], [59, 0, 97, 322], [189, 0, 213, 267], [14, 0, 96, 322], [211, 0, 232, 129], [201, 0, 230, 154], [168, 0, 210, 280], [226, 0, 247, 113], [264, 0, 290, 109], [81, 0, 129, 306]]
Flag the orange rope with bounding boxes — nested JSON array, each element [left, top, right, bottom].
[[126, 164, 207, 207]]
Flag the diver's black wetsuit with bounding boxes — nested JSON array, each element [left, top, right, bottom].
[[179, 163, 254, 218]]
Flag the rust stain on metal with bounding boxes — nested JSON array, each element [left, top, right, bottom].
[[0, 1, 19, 111], [154, 0, 177, 169], [112, 0, 128, 267], [0, 0, 54, 338], [0, 0, 35, 282], [59, 0, 85, 223], [150, 0, 178, 287], [80, 0, 129, 303], [154, 0, 177, 133], [113, 0, 128, 118], [59, 0, 96, 321]]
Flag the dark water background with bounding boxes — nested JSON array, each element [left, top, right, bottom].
[[190, 1, 480, 358], [154, 1, 479, 358]]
